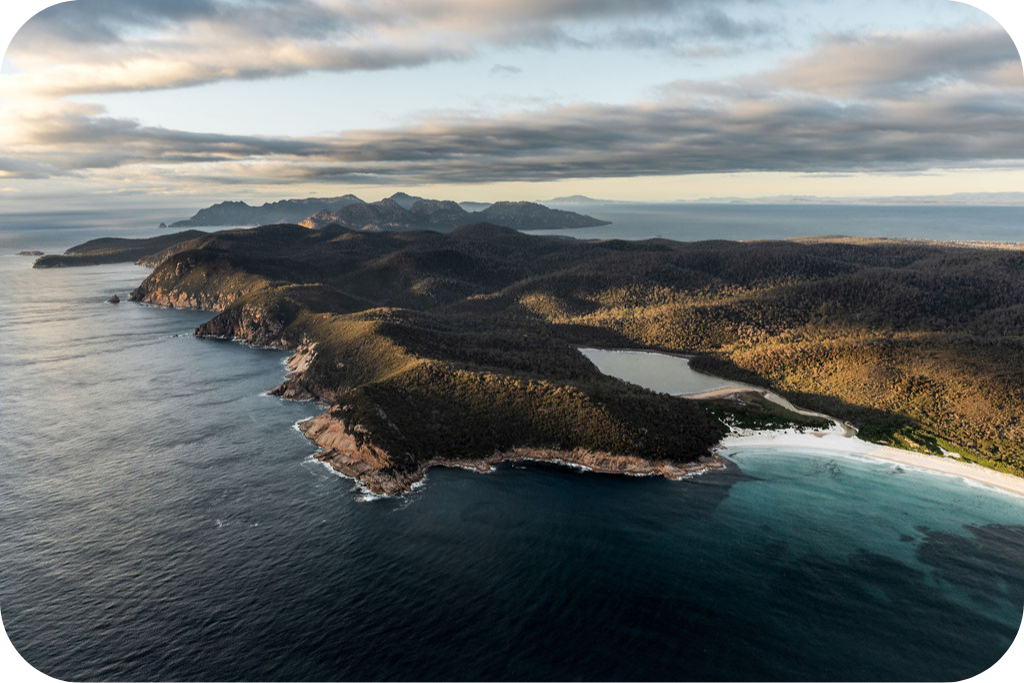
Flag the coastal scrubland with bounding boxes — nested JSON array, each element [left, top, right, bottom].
[[40, 224, 1024, 488]]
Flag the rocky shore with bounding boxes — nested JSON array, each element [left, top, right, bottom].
[[284, 341, 726, 495], [111, 221, 1024, 495], [299, 408, 726, 495], [130, 278, 719, 496]]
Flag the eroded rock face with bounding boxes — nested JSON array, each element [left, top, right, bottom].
[[132, 285, 227, 311], [298, 410, 415, 495], [107, 294, 121, 304], [130, 268, 234, 312], [269, 342, 319, 400], [130, 252, 297, 347], [194, 303, 293, 348], [130, 251, 248, 312], [300, 410, 388, 463], [297, 408, 727, 496]]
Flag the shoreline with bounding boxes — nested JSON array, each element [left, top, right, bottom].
[[718, 424, 1024, 497], [299, 409, 727, 495], [137, 293, 1024, 498], [576, 347, 1024, 498], [292, 345, 1024, 498], [703, 385, 1024, 497], [686, 387, 859, 437]]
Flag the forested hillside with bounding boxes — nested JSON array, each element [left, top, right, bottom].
[[64, 222, 1024, 480]]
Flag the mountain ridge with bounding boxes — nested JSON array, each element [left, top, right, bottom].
[[171, 192, 610, 231], [170, 195, 364, 228], [298, 195, 611, 232]]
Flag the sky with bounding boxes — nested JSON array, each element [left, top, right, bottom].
[[0, 0, 1023, 212]]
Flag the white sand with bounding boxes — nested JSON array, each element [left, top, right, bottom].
[[719, 423, 1024, 497], [577, 347, 1024, 497]]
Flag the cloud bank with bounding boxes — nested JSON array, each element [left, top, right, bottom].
[[1, 1, 1021, 188]]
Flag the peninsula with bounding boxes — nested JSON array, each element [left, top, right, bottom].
[[39, 224, 1024, 493]]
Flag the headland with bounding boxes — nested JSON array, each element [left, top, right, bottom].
[[37, 222, 1024, 493]]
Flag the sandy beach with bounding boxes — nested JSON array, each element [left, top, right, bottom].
[[583, 348, 1024, 497], [718, 422, 1024, 497]]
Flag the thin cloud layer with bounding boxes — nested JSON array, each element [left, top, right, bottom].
[[5, 0, 758, 96], [766, 26, 1021, 96]]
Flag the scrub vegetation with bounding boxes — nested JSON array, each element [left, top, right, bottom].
[[49, 223, 1024, 477]]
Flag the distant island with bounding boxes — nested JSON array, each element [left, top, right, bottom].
[[169, 195, 365, 227], [37, 222, 1024, 493], [169, 192, 611, 231]]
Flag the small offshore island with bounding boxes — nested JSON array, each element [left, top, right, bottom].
[[36, 213, 1024, 495]]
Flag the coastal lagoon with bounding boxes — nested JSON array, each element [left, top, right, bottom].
[[2, 220, 1024, 681], [579, 347, 760, 396]]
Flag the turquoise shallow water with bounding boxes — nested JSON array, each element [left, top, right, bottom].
[[1, 218, 1023, 681]]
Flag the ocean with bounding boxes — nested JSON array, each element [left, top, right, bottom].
[[534, 203, 1024, 243], [1, 208, 1023, 681]]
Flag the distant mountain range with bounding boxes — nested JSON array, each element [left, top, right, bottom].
[[170, 193, 610, 231], [170, 195, 365, 228], [539, 195, 633, 207]]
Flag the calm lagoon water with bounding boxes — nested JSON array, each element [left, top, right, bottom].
[[1, 215, 1023, 681], [579, 347, 761, 396]]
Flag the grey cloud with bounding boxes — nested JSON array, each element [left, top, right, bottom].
[[8, 77, 1023, 182], [766, 26, 1022, 96], [15, 0, 220, 44], [8, 0, 764, 95], [0, 156, 70, 179], [28, 0, 374, 39], [7, 110, 333, 174], [308, 94, 1024, 183], [490, 4, 778, 53], [15, 0, 737, 45], [16, 43, 475, 97], [697, 7, 774, 39], [5, 18, 1022, 184], [604, 18, 777, 58], [490, 64, 523, 75]]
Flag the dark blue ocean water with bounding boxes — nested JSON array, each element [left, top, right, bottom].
[[1, 213, 1023, 681]]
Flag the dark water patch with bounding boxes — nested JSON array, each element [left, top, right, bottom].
[[763, 548, 1014, 681], [917, 524, 1024, 611], [762, 538, 790, 562]]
